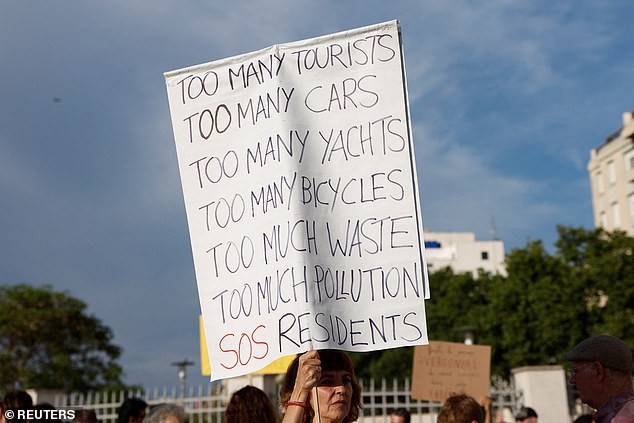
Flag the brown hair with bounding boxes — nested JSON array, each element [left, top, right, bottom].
[[225, 385, 279, 423], [1, 391, 33, 423], [437, 394, 484, 423], [280, 350, 362, 423]]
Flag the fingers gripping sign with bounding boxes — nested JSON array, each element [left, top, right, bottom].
[[305, 350, 323, 423], [284, 350, 323, 423], [299, 349, 322, 391]]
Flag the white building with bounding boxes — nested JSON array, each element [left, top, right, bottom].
[[423, 231, 506, 277], [587, 110, 634, 236]]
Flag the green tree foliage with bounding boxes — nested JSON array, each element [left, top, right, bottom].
[[554, 226, 634, 344], [349, 226, 634, 380], [486, 226, 634, 375], [0, 284, 126, 391], [485, 237, 587, 374], [349, 347, 414, 383], [425, 267, 493, 343]]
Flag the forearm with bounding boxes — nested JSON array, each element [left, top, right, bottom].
[[282, 350, 320, 423], [284, 383, 313, 422]]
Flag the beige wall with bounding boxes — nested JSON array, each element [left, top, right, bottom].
[[588, 111, 634, 236], [511, 366, 571, 423], [423, 231, 506, 277]]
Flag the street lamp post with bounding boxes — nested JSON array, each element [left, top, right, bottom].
[[171, 359, 194, 399], [455, 326, 478, 345]]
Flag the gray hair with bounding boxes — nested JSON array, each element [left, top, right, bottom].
[[143, 403, 184, 423]]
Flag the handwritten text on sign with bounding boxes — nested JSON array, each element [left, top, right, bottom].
[[165, 20, 429, 381], [411, 341, 492, 402]]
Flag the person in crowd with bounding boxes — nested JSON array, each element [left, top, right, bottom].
[[514, 407, 537, 423], [564, 335, 634, 423], [225, 385, 279, 423], [572, 414, 594, 423], [117, 398, 147, 423], [34, 402, 64, 423], [437, 393, 484, 423], [480, 397, 492, 423], [280, 349, 362, 423], [73, 409, 99, 423], [143, 403, 184, 423], [1, 390, 33, 423], [390, 407, 411, 423]]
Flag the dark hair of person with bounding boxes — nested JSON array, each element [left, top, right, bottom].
[[391, 407, 411, 423], [0, 390, 33, 423], [2, 390, 34, 410], [573, 414, 594, 423], [1, 391, 34, 423], [438, 394, 484, 423], [33, 403, 60, 423], [280, 349, 362, 423], [116, 398, 147, 423], [73, 409, 99, 423], [225, 385, 279, 423]]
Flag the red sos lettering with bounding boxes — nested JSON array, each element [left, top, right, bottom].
[[219, 324, 269, 369]]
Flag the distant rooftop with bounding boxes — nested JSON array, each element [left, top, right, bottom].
[[595, 110, 634, 153]]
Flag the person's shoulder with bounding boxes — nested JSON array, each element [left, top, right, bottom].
[[612, 398, 634, 423]]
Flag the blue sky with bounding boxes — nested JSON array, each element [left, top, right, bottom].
[[1, 1, 632, 388]]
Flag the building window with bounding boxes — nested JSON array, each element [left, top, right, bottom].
[[629, 194, 634, 219], [625, 150, 634, 171], [596, 172, 604, 195], [481, 251, 489, 260], [612, 202, 621, 228], [600, 211, 608, 228], [608, 160, 616, 184]]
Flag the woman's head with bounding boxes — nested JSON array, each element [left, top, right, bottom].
[[281, 350, 361, 423], [225, 385, 278, 423]]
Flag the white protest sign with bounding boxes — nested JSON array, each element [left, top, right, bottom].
[[164, 20, 430, 381]]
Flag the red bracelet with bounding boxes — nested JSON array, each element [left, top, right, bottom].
[[285, 401, 307, 408]]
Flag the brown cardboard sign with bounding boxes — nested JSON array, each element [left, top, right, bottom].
[[411, 341, 491, 402]]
